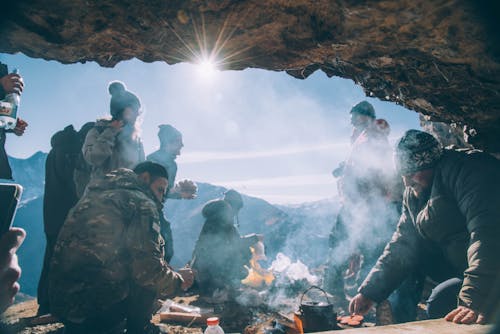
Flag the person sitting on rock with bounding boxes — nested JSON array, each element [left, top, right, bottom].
[[350, 130, 500, 325], [191, 190, 262, 296], [49, 162, 193, 334]]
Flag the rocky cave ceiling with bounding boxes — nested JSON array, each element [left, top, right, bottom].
[[1, 1, 499, 151]]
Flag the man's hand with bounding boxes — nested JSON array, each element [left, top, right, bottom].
[[12, 118, 28, 136], [445, 306, 486, 324], [0, 228, 26, 314], [349, 293, 374, 315], [177, 180, 197, 199], [0, 73, 24, 95], [177, 267, 194, 291]]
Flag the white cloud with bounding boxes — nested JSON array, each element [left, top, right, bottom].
[[178, 142, 349, 163], [211, 173, 338, 204]]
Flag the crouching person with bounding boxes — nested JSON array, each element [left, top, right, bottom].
[[191, 190, 261, 297], [350, 130, 500, 325], [49, 161, 193, 334]]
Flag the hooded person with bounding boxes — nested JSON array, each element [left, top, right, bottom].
[[37, 122, 97, 316], [349, 100, 376, 144], [147, 124, 197, 200], [191, 189, 261, 296], [37, 125, 81, 315], [350, 130, 500, 325], [81, 81, 145, 184], [147, 125, 197, 263], [325, 102, 400, 304]]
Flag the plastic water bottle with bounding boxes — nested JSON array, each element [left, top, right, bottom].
[[204, 317, 224, 334], [0, 69, 20, 130]]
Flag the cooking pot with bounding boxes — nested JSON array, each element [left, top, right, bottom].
[[297, 286, 339, 332]]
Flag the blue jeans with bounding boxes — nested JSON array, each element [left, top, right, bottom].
[[426, 277, 462, 319]]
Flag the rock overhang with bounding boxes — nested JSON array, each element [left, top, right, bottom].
[[1, 0, 499, 151]]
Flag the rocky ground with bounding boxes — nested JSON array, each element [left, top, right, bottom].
[[0, 291, 350, 334], [0, 281, 430, 334]]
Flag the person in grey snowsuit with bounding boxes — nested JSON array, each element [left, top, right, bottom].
[[82, 81, 145, 186]]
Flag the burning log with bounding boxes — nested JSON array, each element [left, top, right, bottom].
[[159, 311, 210, 325]]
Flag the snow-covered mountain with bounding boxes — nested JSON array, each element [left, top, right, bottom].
[[8, 152, 339, 296]]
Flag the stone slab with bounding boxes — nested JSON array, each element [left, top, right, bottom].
[[318, 319, 491, 334]]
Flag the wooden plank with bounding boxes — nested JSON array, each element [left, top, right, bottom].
[[314, 319, 491, 334]]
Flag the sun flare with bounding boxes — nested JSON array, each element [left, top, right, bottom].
[[197, 58, 217, 78]]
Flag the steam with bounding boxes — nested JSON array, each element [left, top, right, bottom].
[[269, 253, 319, 286]]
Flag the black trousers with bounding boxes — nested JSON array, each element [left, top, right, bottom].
[[62, 284, 157, 334], [37, 233, 57, 315]]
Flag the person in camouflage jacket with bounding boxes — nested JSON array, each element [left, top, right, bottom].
[[49, 162, 193, 334], [350, 130, 500, 325]]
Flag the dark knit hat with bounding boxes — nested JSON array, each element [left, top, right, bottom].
[[395, 130, 443, 175], [350, 101, 376, 119], [224, 189, 243, 211], [108, 81, 141, 117], [158, 124, 182, 144]]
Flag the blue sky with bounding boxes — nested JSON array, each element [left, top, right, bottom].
[[0, 53, 420, 204]]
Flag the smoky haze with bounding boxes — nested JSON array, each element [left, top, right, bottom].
[[2, 52, 420, 306]]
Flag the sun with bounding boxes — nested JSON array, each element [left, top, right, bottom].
[[196, 58, 218, 78]]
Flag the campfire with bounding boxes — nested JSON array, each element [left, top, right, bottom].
[[241, 242, 275, 288], [157, 245, 369, 333]]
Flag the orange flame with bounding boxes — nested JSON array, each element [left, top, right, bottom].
[[241, 246, 275, 288], [294, 313, 304, 334]]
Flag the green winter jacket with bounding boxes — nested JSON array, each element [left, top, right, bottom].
[[359, 149, 500, 313], [49, 169, 182, 324]]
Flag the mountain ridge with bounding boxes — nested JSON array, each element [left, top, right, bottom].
[[8, 152, 337, 296]]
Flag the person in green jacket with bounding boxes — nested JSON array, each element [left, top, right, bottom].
[[350, 130, 500, 325], [49, 162, 193, 334]]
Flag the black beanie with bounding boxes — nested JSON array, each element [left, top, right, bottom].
[[108, 81, 141, 117], [224, 189, 243, 211], [350, 101, 376, 119], [395, 130, 443, 175]]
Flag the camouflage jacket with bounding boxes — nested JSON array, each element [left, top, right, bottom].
[[359, 149, 500, 314], [49, 169, 182, 324], [82, 119, 145, 182]]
